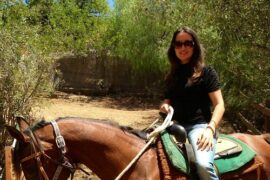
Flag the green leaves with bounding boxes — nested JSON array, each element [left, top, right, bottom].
[[0, 0, 269, 119], [206, 0, 270, 111], [105, 0, 269, 112], [1, 0, 109, 55]]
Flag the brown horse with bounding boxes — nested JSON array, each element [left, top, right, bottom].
[[6, 117, 270, 180]]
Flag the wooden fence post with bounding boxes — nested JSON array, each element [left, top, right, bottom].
[[5, 146, 13, 180], [238, 113, 261, 135], [252, 103, 270, 133]]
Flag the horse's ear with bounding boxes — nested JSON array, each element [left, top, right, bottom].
[[5, 125, 28, 143], [16, 116, 30, 131]]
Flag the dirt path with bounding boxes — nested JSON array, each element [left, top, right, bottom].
[[32, 93, 234, 133], [32, 93, 160, 129]]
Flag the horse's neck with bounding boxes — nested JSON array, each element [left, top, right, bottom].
[[49, 120, 156, 179]]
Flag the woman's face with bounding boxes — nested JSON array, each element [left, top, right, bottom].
[[174, 32, 194, 64]]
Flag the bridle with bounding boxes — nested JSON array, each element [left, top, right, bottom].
[[19, 120, 89, 180]]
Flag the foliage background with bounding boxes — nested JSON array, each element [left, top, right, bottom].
[[0, 0, 269, 177]]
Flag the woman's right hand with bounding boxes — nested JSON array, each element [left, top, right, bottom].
[[160, 103, 170, 114]]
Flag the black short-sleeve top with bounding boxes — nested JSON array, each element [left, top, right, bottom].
[[164, 65, 220, 125]]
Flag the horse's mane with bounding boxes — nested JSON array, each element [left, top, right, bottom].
[[54, 117, 147, 139], [120, 126, 147, 139], [25, 117, 121, 131], [26, 117, 147, 139], [55, 117, 122, 128], [30, 119, 51, 131], [54, 117, 145, 137]]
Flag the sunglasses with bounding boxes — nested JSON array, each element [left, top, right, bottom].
[[173, 40, 194, 48]]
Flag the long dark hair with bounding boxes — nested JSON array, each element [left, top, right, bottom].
[[166, 27, 205, 85]]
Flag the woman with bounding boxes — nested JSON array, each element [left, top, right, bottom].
[[160, 27, 225, 180]]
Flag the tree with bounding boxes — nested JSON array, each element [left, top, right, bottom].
[[105, 0, 221, 94], [0, 1, 110, 176], [205, 0, 270, 111]]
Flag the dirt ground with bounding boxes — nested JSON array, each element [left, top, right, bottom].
[[30, 92, 235, 179], [32, 92, 160, 129], [32, 92, 234, 132]]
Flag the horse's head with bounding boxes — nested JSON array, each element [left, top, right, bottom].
[[6, 117, 72, 180]]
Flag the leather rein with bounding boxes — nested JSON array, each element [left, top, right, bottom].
[[19, 120, 90, 180]]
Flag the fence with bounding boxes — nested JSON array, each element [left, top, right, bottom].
[[55, 54, 164, 96], [238, 102, 270, 134]]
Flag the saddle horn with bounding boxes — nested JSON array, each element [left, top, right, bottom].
[[167, 124, 187, 144]]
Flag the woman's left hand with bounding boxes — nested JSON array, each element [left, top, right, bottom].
[[197, 128, 214, 151]]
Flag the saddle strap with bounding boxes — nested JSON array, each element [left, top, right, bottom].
[[183, 143, 199, 180], [52, 165, 63, 180]]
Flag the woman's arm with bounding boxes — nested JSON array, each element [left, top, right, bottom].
[[208, 89, 225, 133], [197, 89, 225, 151]]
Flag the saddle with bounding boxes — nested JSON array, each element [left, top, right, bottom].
[[160, 124, 256, 176]]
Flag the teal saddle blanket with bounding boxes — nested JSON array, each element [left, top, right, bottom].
[[161, 130, 256, 174]]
